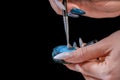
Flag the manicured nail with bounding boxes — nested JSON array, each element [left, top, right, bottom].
[[68, 12, 79, 18], [79, 37, 84, 47], [54, 0, 65, 10], [54, 52, 72, 59], [70, 8, 86, 15], [73, 42, 78, 48]]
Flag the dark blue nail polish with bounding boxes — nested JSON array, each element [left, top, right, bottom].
[[70, 8, 86, 15]]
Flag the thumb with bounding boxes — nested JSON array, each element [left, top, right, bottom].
[[65, 38, 111, 63]]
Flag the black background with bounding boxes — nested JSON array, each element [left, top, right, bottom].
[[47, 1, 120, 80]]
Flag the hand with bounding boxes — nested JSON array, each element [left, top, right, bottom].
[[54, 30, 120, 80], [49, 0, 120, 18]]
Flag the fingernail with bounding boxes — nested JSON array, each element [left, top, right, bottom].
[[79, 37, 84, 47], [68, 12, 79, 18], [54, 0, 65, 10], [70, 8, 86, 15], [73, 42, 78, 48], [54, 52, 72, 59]]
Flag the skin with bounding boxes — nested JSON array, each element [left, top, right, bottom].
[[55, 30, 120, 80], [49, 0, 120, 79], [49, 0, 120, 18]]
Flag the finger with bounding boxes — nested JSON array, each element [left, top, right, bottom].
[[64, 38, 111, 63], [64, 64, 78, 72], [75, 62, 106, 79], [64, 61, 106, 79], [53, 38, 110, 63]]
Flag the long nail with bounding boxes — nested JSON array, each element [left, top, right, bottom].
[[54, 0, 65, 10], [54, 52, 72, 59], [79, 37, 83, 47], [70, 8, 86, 15], [73, 42, 78, 49], [68, 12, 79, 18]]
